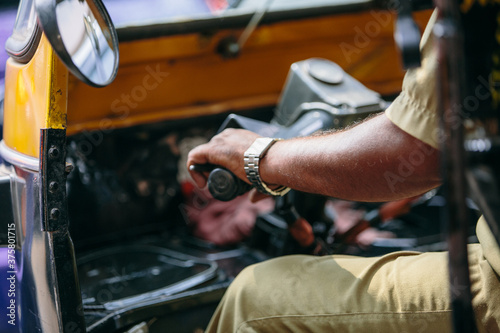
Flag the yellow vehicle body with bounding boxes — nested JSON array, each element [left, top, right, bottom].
[[3, 35, 67, 158]]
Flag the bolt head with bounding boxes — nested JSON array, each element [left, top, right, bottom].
[[49, 182, 59, 193], [48, 146, 60, 159], [50, 208, 61, 220]]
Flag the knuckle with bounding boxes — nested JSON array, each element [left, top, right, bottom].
[[219, 128, 236, 139]]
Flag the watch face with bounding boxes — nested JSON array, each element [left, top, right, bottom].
[[5, 0, 41, 63], [245, 138, 276, 157]]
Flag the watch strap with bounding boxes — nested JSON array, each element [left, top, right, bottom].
[[244, 138, 291, 196]]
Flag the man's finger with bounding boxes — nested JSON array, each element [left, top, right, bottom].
[[188, 165, 209, 188]]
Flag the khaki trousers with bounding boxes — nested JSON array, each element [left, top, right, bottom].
[[206, 241, 500, 332]]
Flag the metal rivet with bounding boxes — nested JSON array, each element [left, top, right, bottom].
[[49, 181, 59, 193], [50, 208, 60, 220], [48, 146, 60, 159]]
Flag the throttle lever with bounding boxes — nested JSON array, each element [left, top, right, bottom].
[[190, 164, 252, 201], [275, 195, 329, 255]]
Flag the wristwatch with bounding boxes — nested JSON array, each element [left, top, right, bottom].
[[244, 137, 291, 196]]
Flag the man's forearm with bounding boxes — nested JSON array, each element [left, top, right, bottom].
[[259, 113, 441, 202]]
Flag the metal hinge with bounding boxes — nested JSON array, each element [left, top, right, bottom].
[[39, 128, 68, 232]]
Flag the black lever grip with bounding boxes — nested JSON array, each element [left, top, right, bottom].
[[208, 168, 252, 201], [190, 164, 252, 201]]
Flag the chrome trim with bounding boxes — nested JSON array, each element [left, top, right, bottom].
[[5, 22, 42, 64], [0, 140, 39, 171], [5, 0, 43, 64]]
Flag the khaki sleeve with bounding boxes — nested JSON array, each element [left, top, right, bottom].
[[385, 10, 440, 149]]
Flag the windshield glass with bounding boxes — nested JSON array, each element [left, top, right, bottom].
[[102, 0, 366, 28], [102, 0, 213, 26]]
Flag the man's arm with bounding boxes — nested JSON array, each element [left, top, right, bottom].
[[187, 113, 441, 202]]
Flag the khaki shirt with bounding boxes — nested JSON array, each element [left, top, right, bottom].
[[385, 10, 500, 274]]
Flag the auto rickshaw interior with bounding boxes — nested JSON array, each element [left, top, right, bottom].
[[0, 0, 484, 332]]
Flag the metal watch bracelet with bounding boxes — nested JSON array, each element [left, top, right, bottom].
[[243, 138, 291, 196]]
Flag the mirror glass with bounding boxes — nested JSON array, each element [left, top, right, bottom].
[[35, 0, 119, 87]]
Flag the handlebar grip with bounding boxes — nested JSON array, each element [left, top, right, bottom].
[[207, 168, 252, 201]]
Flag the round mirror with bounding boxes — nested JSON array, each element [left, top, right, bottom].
[[35, 0, 119, 87]]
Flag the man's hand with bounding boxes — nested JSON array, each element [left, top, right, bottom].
[[186, 128, 261, 189]]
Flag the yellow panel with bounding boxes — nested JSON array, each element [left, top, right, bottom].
[[3, 34, 68, 158], [66, 10, 432, 135]]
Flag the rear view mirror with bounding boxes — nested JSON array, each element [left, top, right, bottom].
[[35, 0, 119, 87]]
